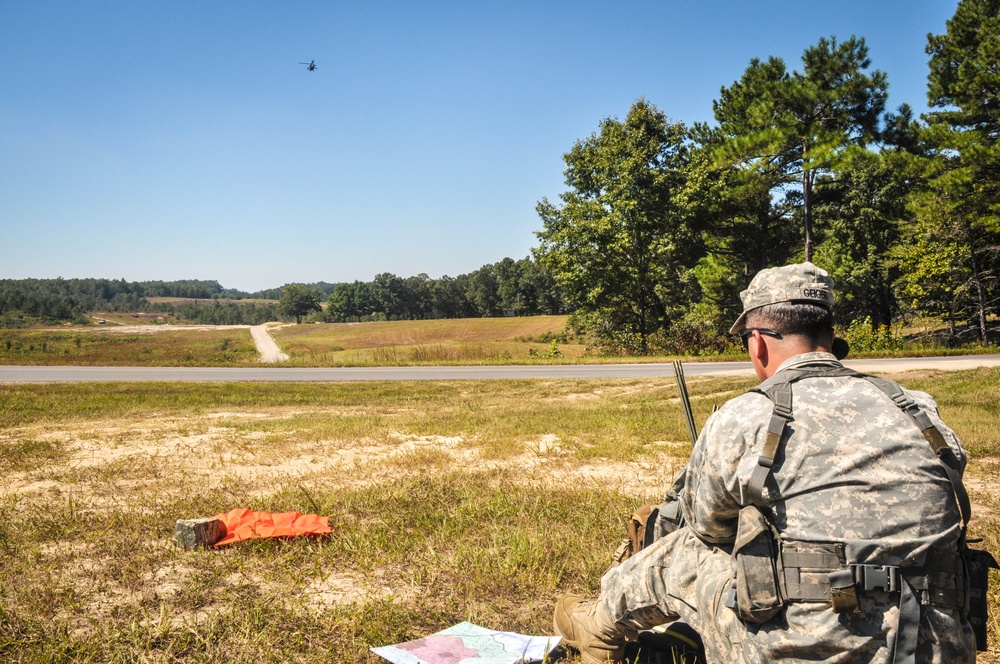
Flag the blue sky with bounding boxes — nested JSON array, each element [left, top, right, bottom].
[[1, 1, 958, 292]]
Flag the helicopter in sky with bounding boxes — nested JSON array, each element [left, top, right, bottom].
[[299, 60, 317, 71]]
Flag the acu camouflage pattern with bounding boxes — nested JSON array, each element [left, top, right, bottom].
[[599, 352, 975, 663]]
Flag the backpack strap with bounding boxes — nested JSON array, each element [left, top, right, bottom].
[[860, 375, 971, 528], [746, 363, 970, 527], [747, 380, 791, 508], [747, 363, 862, 508]]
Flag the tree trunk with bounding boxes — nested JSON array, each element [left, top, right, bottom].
[[956, 219, 990, 344], [757, 205, 770, 273], [968, 237, 989, 344], [802, 166, 814, 262]]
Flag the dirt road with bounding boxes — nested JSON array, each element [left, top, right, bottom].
[[66, 321, 290, 363], [250, 324, 289, 363]]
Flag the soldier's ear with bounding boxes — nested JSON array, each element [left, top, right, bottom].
[[750, 330, 768, 362]]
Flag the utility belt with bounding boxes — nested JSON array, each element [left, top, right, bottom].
[[726, 503, 996, 657], [778, 541, 966, 613]]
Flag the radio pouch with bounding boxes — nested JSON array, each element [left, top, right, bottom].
[[732, 504, 784, 623]]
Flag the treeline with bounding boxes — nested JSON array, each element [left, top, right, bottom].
[[147, 301, 279, 325], [1, 278, 155, 324], [0, 256, 566, 327], [535, 1, 1000, 353], [252, 282, 340, 301], [324, 257, 564, 322], [0, 278, 267, 326]]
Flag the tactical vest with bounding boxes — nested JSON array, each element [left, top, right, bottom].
[[742, 360, 994, 660]]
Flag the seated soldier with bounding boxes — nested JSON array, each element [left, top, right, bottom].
[[554, 262, 975, 663]]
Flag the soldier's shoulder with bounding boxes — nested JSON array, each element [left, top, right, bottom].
[[713, 389, 773, 423], [900, 386, 939, 408]]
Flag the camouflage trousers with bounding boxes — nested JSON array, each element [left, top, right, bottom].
[[598, 527, 975, 663]]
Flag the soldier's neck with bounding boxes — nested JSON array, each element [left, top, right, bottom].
[[753, 339, 829, 380]]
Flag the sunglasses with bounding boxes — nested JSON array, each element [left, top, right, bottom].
[[738, 328, 782, 350]]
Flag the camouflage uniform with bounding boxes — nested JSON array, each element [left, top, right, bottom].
[[599, 351, 975, 662]]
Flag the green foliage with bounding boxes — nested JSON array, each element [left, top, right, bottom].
[[515, 330, 571, 344], [646, 317, 736, 356], [535, 99, 699, 353], [926, 0, 1000, 132], [701, 36, 888, 266], [324, 258, 565, 323], [840, 316, 905, 352], [813, 148, 910, 329], [535, 25, 998, 353], [153, 300, 279, 325], [913, 0, 1000, 343], [0, 278, 283, 327], [277, 284, 322, 324], [326, 280, 374, 321]]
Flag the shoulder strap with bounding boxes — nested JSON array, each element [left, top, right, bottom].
[[747, 364, 862, 507], [860, 376, 971, 528]]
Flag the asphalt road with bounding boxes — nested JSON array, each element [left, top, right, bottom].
[[2, 355, 999, 383]]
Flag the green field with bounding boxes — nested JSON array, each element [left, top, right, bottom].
[[0, 317, 590, 367], [273, 315, 590, 365], [1, 315, 997, 368], [0, 328, 258, 366], [1, 368, 998, 662]]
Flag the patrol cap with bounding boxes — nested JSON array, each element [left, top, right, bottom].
[[729, 262, 835, 335]]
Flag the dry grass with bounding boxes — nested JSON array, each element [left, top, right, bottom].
[[0, 328, 258, 366], [276, 316, 572, 350], [274, 316, 589, 366], [1, 369, 998, 662]]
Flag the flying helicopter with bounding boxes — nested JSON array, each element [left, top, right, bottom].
[[299, 60, 317, 71]]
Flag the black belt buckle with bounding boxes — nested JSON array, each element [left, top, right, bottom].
[[853, 564, 899, 592]]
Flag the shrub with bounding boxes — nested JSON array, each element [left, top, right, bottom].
[[841, 316, 905, 352], [646, 319, 732, 356]]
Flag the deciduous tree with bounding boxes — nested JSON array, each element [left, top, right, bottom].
[[535, 99, 695, 352], [278, 284, 321, 324]]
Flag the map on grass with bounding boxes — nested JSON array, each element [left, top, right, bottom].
[[371, 621, 561, 664]]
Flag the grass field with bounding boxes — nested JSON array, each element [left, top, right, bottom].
[[0, 317, 584, 367], [0, 328, 258, 366], [2, 315, 997, 367], [2, 368, 999, 662], [272, 316, 589, 366]]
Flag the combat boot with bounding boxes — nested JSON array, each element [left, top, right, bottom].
[[553, 594, 628, 664]]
